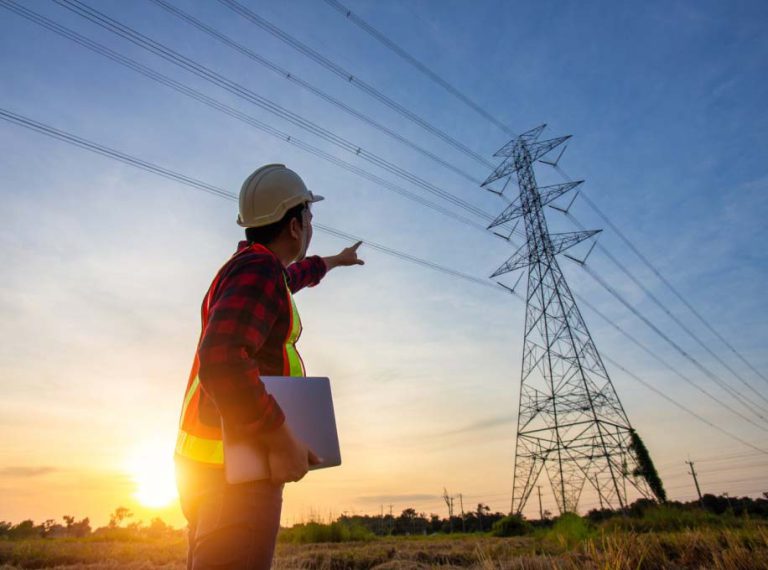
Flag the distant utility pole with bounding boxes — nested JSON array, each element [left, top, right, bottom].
[[483, 125, 659, 514], [686, 460, 703, 504], [388, 504, 393, 535], [459, 493, 466, 533], [379, 504, 384, 536], [442, 488, 454, 532]]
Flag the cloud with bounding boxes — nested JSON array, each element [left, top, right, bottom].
[[0, 466, 58, 478], [435, 415, 516, 438], [355, 493, 439, 505]]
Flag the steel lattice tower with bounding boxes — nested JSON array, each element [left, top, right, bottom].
[[483, 125, 656, 515]]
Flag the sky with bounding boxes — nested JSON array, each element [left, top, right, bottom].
[[1, 0, 767, 528]]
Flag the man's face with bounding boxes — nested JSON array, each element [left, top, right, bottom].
[[292, 204, 313, 262], [302, 205, 314, 255]]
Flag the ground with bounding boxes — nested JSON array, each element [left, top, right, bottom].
[[1, 526, 768, 569]]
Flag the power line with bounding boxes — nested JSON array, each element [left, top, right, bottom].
[[148, 0, 484, 187], [3, 106, 765, 461], [0, 106, 498, 295], [571, 285, 768, 432], [321, 0, 515, 137], [581, 262, 768, 425], [596, 351, 767, 454], [38, 0, 522, 247], [657, 450, 768, 470], [565, 210, 768, 407], [52, 0, 497, 224], [575, 186, 768, 387], [0, 0, 492, 238], [216, 0, 495, 169]]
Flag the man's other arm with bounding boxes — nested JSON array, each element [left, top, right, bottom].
[[196, 261, 285, 436]]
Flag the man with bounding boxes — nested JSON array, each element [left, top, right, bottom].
[[174, 164, 364, 569]]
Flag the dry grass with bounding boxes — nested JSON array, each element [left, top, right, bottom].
[[1, 525, 767, 569]]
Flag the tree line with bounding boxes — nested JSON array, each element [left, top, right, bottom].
[[1, 492, 766, 540]]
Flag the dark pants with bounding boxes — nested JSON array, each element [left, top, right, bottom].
[[176, 458, 284, 570]]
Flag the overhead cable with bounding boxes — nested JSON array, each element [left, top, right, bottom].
[[216, 0, 496, 169], [321, 0, 515, 137], [148, 0, 483, 187], [581, 263, 768, 423], [556, 171, 767, 404], [0, 0, 490, 236], [52, 0, 497, 223], [565, 211, 768, 407], [576, 184, 768, 387], [571, 285, 768, 433]]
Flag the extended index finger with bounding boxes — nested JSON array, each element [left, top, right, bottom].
[[351, 240, 363, 250]]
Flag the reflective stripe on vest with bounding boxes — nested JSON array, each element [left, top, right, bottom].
[[283, 275, 305, 377], [175, 247, 305, 465]]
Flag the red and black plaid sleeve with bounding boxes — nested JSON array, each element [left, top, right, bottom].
[[197, 257, 286, 435], [286, 255, 328, 293]]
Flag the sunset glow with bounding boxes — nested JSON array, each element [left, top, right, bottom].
[[126, 441, 178, 509]]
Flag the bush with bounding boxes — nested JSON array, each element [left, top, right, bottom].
[[490, 514, 532, 537], [603, 505, 728, 533], [546, 513, 594, 547], [279, 521, 375, 544]]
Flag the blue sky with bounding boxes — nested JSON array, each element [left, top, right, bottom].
[[1, 0, 767, 526]]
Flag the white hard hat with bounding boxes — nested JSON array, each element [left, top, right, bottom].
[[237, 164, 324, 228]]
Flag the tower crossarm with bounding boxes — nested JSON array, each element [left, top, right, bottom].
[[487, 180, 584, 229], [493, 124, 547, 157], [481, 159, 517, 187], [491, 230, 599, 277], [547, 230, 601, 258], [493, 135, 571, 160], [490, 241, 529, 277], [483, 135, 570, 187]]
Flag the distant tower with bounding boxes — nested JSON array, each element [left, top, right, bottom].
[[483, 126, 660, 514]]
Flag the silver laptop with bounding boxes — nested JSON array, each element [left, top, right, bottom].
[[223, 376, 341, 484]]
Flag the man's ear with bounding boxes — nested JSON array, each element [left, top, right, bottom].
[[288, 216, 302, 240]]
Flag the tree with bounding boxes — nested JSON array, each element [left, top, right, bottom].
[[8, 520, 39, 540], [147, 517, 171, 539], [41, 519, 57, 538], [70, 517, 91, 538], [109, 507, 133, 528], [476, 503, 491, 532], [629, 429, 666, 502], [397, 508, 417, 535]]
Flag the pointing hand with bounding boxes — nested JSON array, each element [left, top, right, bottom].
[[324, 241, 365, 270]]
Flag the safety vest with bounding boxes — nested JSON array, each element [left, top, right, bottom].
[[174, 244, 305, 466]]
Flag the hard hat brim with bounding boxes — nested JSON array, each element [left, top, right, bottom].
[[308, 191, 324, 203]]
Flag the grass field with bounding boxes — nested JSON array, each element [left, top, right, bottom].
[[1, 523, 767, 569]]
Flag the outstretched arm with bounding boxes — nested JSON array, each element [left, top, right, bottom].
[[287, 241, 365, 293]]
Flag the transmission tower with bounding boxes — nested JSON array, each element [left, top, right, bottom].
[[484, 125, 660, 514]]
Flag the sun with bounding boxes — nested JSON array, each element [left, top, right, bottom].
[[126, 440, 178, 508]]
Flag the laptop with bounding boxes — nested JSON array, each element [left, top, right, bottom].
[[222, 376, 341, 484]]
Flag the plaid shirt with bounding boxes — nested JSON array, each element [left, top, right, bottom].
[[195, 241, 327, 436]]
